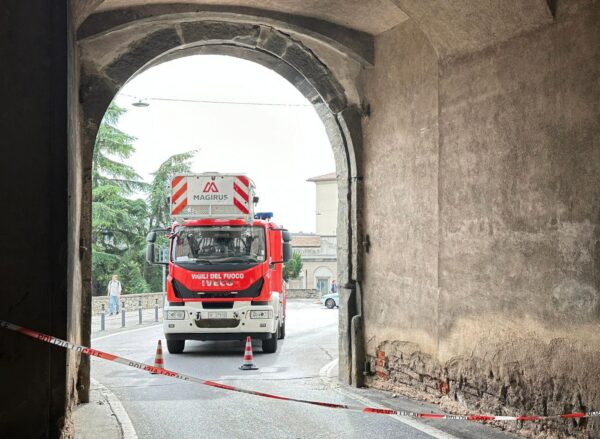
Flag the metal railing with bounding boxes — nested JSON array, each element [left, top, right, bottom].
[[98, 299, 161, 331]]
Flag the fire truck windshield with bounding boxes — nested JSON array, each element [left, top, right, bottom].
[[171, 226, 266, 265]]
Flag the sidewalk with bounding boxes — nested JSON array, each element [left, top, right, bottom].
[[75, 311, 163, 438], [74, 380, 126, 439]]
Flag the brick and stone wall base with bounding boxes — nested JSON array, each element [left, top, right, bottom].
[[92, 293, 164, 315], [286, 289, 320, 299], [366, 340, 598, 438]]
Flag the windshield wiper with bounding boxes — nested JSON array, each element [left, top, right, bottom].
[[188, 258, 213, 264], [214, 257, 258, 263]]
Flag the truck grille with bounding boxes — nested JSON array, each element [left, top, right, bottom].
[[172, 278, 264, 299], [194, 319, 240, 329], [202, 302, 234, 309]]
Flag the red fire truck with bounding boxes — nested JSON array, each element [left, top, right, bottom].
[[146, 173, 292, 354]]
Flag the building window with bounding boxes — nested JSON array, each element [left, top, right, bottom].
[[316, 277, 329, 295]]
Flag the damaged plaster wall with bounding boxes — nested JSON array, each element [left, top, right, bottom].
[[362, 4, 600, 438]]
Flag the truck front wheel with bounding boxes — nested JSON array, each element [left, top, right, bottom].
[[278, 319, 285, 340], [262, 331, 278, 353], [167, 339, 185, 354]]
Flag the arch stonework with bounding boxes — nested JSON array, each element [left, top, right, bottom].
[[76, 4, 374, 64], [78, 19, 365, 397]]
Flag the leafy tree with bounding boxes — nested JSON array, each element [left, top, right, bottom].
[[283, 252, 303, 282], [91, 102, 149, 295], [91, 250, 120, 297], [91, 102, 197, 295], [92, 185, 148, 252], [92, 102, 146, 193], [117, 250, 150, 294]]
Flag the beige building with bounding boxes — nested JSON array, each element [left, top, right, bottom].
[[288, 173, 338, 294], [307, 172, 338, 235], [288, 235, 337, 294]]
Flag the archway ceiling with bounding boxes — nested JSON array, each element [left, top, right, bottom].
[[91, 0, 410, 34], [79, 0, 554, 58]]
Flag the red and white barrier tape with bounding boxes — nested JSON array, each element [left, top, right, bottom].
[[1, 320, 598, 422]]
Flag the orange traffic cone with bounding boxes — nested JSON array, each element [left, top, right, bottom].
[[239, 336, 258, 370], [150, 340, 164, 374]]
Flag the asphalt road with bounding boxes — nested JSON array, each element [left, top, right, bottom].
[[89, 300, 518, 439]]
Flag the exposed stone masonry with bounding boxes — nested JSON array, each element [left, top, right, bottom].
[[368, 337, 600, 438]]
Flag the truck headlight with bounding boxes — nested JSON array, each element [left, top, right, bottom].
[[165, 310, 186, 320], [249, 310, 273, 319]]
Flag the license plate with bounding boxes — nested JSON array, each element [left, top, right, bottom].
[[204, 311, 227, 319]]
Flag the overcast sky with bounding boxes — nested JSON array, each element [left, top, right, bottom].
[[112, 55, 335, 233]]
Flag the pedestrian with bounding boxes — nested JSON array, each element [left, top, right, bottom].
[[330, 279, 338, 295], [107, 275, 122, 315]]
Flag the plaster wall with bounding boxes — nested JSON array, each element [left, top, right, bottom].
[[362, 20, 440, 357], [0, 1, 76, 437], [362, 5, 600, 437]]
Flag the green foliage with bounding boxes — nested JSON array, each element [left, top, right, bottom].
[[92, 102, 149, 295], [117, 250, 150, 294], [92, 185, 148, 251], [93, 102, 147, 193], [91, 101, 196, 295], [283, 252, 303, 282], [91, 250, 120, 296], [147, 151, 196, 229], [144, 261, 165, 293]]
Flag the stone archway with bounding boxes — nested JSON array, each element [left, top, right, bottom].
[[78, 19, 365, 400]]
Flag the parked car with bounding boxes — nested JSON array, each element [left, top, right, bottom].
[[321, 292, 339, 309]]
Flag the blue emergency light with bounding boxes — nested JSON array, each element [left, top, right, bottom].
[[255, 212, 273, 220]]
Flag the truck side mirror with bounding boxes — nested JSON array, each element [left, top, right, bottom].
[[146, 228, 170, 265], [282, 242, 292, 263], [146, 231, 157, 243], [282, 230, 292, 243], [146, 242, 155, 263], [146, 242, 169, 265]]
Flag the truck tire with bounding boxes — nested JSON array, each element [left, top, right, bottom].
[[278, 319, 286, 340], [262, 331, 278, 353], [325, 298, 336, 309], [167, 339, 185, 354]]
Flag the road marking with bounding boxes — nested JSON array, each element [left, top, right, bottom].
[[319, 360, 458, 439], [93, 378, 138, 439], [92, 323, 162, 342], [333, 386, 460, 439], [319, 358, 338, 378]]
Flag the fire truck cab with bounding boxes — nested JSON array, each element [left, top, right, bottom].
[[146, 173, 292, 354]]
